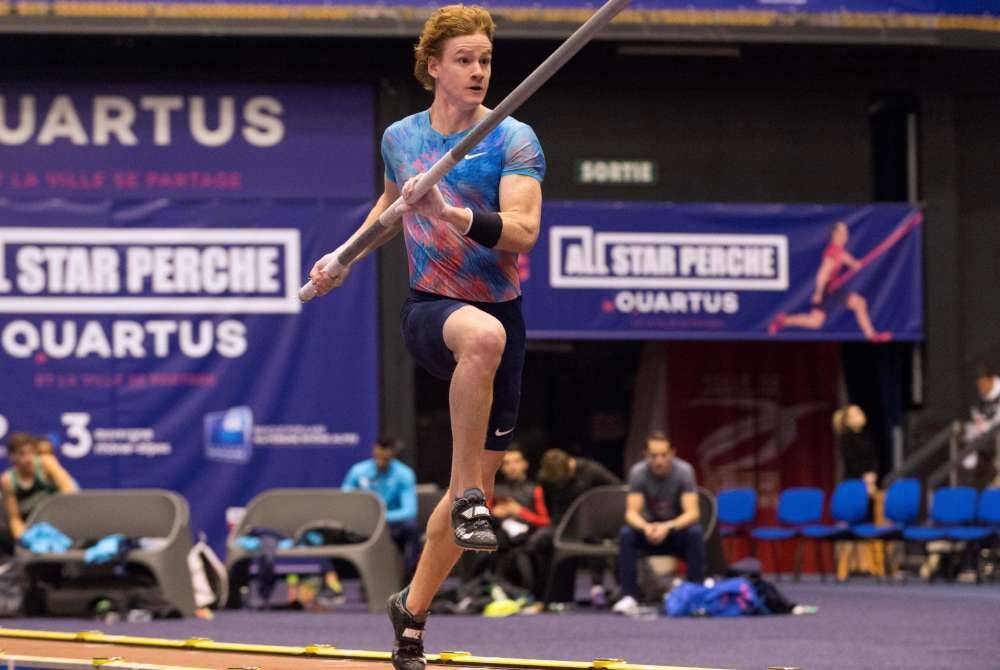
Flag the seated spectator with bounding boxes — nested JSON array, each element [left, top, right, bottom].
[[612, 432, 704, 616], [341, 436, 420, 576], [529, 447, 621, 604], [481, 446, 550, 589], [493, 446, 551, 535], [34, 437, 55, 456], [2, 432, 78, 544], [537, 448, 621, 526], [833, 404, 879, 495]]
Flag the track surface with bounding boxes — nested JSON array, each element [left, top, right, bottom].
[[0, 638, 423, 670]]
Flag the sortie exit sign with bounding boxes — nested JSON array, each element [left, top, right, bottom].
[[575, 159, 657, 185]]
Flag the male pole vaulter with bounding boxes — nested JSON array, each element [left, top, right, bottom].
[[305, 0, 633, 665], [309, 6, 543, 668]]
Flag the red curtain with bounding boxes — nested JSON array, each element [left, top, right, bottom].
[[664, 341, 841, 573]]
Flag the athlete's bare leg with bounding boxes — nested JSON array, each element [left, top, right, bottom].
[[442, 305, 505, 498], [847, 293, 890, 342], [405, 451, 505, 614], [779, 308, 827, 331]]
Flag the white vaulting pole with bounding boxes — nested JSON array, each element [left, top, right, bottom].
[[299, 0, 632, 303]]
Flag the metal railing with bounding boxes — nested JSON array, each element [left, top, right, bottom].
[[927, 423, 1000, 490], [886, 419, 1000, 489]]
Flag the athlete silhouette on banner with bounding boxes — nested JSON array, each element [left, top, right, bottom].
[[769, 212, 921, 342]]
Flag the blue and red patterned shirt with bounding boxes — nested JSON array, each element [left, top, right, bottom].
[[381, 110, 545, 303]]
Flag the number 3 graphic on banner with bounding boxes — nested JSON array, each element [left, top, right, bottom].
[[61, 413, 93, 459]]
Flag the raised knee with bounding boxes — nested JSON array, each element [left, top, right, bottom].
[[848, 293, 866, 309], [460, 323, 506, 367]]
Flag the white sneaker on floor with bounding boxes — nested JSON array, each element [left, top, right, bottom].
[[590, 584, 608, 608], [612, 595, 639, 616]]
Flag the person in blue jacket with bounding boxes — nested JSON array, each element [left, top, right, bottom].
[[342, 436, 420, 575]]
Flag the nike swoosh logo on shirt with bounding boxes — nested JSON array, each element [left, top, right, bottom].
[[465, 152, 487, 160], [494, 426, 515, 437]]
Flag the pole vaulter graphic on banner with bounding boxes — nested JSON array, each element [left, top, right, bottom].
[[523, 201, 923, 341], [0, 84, 377, 552]]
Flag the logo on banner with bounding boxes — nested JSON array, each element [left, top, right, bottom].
[[204, 406, 254, 464], [54, 411, 172, 459], [0, 94, 284, 148], [0, 226, 301, 360], [549, 226, 789, 315]]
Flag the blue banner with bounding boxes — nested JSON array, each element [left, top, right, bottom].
[[0, 198, 378, 552], [9, 0, 1000, 29], [0, 84, 374, 198], [522, 202, 923, 341], [16, 0, 1000, 13]]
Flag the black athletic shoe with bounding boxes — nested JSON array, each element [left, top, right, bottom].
[[388, 589, 427, 670], [451, 487, 497, 551]]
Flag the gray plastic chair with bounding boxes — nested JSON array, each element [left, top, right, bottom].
[[543, 484, 628, 606], [225, 488, 402, 612], [18, 489, 197, 616]]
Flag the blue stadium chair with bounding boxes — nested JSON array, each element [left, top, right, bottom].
[[801, 480, 870, 581], [717, 488, 758, 563], [718, 488, 758, 530], [852, 478, 922, 580], [946, 488, 1000, 582], [902, 486, 978, 543], [750, 487, 825, 580], [853, 478, 922, 540], [946, 488, 1000, 542]]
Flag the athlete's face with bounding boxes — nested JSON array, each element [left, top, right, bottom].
[[501, 450, 528, 481], [832, 223, 849, 246], [10, 445, 34, 473], [429, 33, 492, 109], [646, 438, 674, 477]]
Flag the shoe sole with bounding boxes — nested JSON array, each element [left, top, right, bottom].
[[454, 537, 498, 551]]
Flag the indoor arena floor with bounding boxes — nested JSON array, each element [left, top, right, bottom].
[[0, 630, 722, 670]]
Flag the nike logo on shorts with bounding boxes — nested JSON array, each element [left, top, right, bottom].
[[494, 426, 515, 437]]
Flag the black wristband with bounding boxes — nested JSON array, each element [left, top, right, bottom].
[[466, 209, 503, 248]]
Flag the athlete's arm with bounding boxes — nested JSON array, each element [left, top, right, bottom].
[[401, 172, 542, 254], [667, 491, 700, 532], [625, 492, 649, 533], [309, 177, 402, 295], [2, 475, 25, 540], [493, 174, 542, 254], [41, 454, 77, 493], [350, 177, 405, 263]]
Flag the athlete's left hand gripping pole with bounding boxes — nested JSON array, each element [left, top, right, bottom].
[[299, 0, 632, 303]]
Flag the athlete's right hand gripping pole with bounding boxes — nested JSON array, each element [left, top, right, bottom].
[[298, 0, 632, 303]]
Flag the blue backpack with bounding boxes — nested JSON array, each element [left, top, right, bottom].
[[665, 577, 767, 617]]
